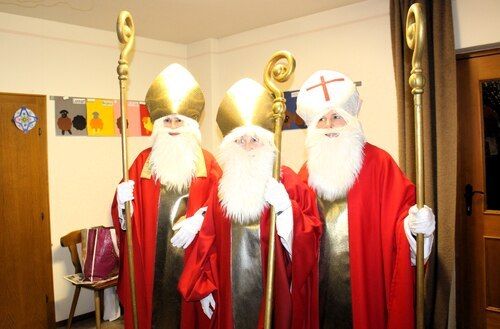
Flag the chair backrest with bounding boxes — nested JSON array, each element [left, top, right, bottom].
[[60, 229, 83, 274]]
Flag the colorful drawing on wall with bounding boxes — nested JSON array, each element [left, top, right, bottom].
[[86, 99, 115, 136], [283, 90, 306, 130], [113, 100, 142, 136], [139, 103, 153, 136], [54, 96, 88, 136], [58, 110, 72, 134], [13, 106, 38, 134], [53, 96, 151, 137]]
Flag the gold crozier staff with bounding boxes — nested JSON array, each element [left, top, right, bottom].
[[116, 11, 138, 329], [262, 50, 296, 329], [406, 4, 426, 329]]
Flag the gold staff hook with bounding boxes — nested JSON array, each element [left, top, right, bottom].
[[116, 10, 138, 329], [262, 50, 296, 329], [406, 4, 426, 329]]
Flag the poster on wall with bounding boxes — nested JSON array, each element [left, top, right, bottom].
[[113, 100, 143, 137], [54, 96, 88, 136], [139, 103, 153, 136], [283, 90, 306, 130], [54, 96, 153, 137], [86, 98, 116, 136]]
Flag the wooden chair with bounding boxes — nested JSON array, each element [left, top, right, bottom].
[[60, 229, 119, 329]]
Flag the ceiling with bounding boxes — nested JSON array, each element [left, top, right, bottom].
[[0, 0, 364, 44]]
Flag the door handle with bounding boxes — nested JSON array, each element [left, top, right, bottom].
[[465, 184, 484, 216]]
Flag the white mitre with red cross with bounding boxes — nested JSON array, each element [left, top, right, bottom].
[[296, 70, 362, 126]]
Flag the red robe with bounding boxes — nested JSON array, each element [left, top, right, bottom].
[[178, 166, 322, 329], [298, 143, 416, 329], [111, 148, 221, 329]]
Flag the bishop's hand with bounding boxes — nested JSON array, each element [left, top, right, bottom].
[[404, 204, 435, 264], [116, 180, 135, 229], [170, 206, 207, 249], [264, 178, 293, 256], [200, 293, 215, 319]]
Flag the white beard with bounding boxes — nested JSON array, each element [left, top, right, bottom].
[[305, 118, 366, 201], [218, 140, 275, 224], [149, 123, 202, 193]]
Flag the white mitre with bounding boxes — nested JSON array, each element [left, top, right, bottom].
[[296, 70, 362, 125]]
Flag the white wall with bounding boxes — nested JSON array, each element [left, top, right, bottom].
[[453, 0, 500, 50], [0, 0, 499, 322]]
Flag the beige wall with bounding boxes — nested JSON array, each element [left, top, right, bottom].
[[453, 0, 500, 50], [0, 0, 499, 321]]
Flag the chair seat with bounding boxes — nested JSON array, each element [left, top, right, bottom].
[[90, 277, 119, 290], [64, 272, 118, 289]]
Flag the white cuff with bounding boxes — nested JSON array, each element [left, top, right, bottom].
[[118, 202, 133, 231], [276, 207, 293, 258]]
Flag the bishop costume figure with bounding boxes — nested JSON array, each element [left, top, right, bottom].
[[178, 78, 322, 329], [112, 64, 221, 329]]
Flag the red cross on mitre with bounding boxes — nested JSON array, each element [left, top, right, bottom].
[[306, 76, 345, 102]]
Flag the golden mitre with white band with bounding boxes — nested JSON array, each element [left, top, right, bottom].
[[145, 63, 205, 123], [216, 78, 275, 136]]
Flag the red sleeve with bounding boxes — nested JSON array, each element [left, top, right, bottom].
[[348, 144, 416, 329], [180, 150, 222, 329], [381, 155, 415, 329], [110, 148, 161, 329], [178, 188, 219, 301], [182, 150, 222, 262], [282, 166, 322, 329], [259, 167, 322, 329]]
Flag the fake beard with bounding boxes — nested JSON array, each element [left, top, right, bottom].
[[305, 118, 366, 201], [218, 141, 275, 224], [149, 125, 202, 193]]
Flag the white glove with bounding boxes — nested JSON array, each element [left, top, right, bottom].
[[405, 205, 435, 237], [200, 293, 215, 319], [404, 205, 435, 265], [170, 206, 207, 249], [264, 178, 292, 213], [116, 180, 135, 230], [117, 180, 135, 207], [264, 178, 293, 257]]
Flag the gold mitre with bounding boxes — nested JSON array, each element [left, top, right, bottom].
[[216, 78, 275, 136], [145, 63, 205, 123]]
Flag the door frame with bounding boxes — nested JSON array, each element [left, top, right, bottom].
[[456, 48, 500, 329]]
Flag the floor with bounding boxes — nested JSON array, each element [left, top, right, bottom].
[[56, 317, 124, 329]]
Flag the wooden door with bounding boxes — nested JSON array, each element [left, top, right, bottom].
[[456, 49, 500, 329], [0, 93, 55, 328]]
